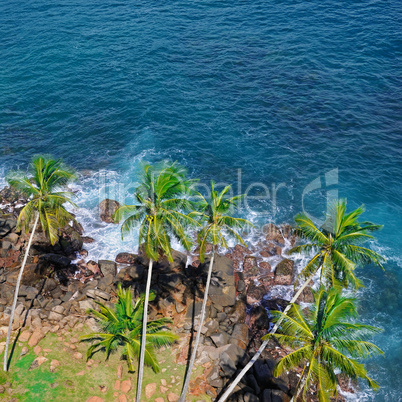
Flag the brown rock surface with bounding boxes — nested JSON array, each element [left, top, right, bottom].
[[99, 199, 120, 223], [145, 382, 157, 399]]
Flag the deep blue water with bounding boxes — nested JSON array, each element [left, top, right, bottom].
[[0, 1, 401, 400]]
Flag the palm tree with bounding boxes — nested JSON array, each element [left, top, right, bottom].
[[3, 155, 76, 371], [262, 287, 383, 401], [80, 284, 178, 372], [289, 199, 385, 290], [179, 182, 251, 402], [113, 161, 198, 401], [218, 199, 386, 401]]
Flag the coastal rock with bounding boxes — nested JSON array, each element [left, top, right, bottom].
[[99, 199, 120, 223], [219, 344, 245, 377], [28, 329, 45, 347], [115, 252, 137, 264], [40, 254, 71, 268], [246, 283, 266, 305], [300, 285, 314, 303], [274, 259, 294, 285], [248, 305, 269, 330], [98, 260, 116, 277], [58, 225, 83, 255], [209, 282, 236, 307], [243, 256, 259, 279], [210, 332, 229, 347], [231, 323, 249, 343], [85, 260, 101, 276], [29, 356, 48, 370], [0, 186, 26, 204], [264, 298, 289, 312], [145, 382, 156, 399], [126, 265, 145, 281], [82, 236, 95, 243], [228, 299, 247, 323], [0, 218, 17, 239], [158, 249, 187, 270]]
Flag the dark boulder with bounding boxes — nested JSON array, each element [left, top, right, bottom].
[[40, 254, 71, 268], [261, 389, 272, 402], [248, 305, 269, 330], [157, 249, 187, 271], [0, 218, 17, 238], [246, 283, 266, 305], [263, 298, 289, 312], [159, 272, 185, 291], [115, 252, 137, 264], [253, 361, 272, 385], [126, 265, 144, 281], [243, 391, 259, 402], [245, 374, 261, 395], [271, 389, 290, 402]]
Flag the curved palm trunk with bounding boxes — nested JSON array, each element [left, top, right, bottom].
[[290, 371, 307, 402], [217, 271, 316, 402], [136, 257, 153, 401], [179, 248, 216, 402], [4, 213, 39, 372]]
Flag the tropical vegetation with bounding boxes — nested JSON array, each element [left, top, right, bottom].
[[289, 199, 385, 289], [263, 287, 383, 401], [4, 155, 76, 371], [80, 284, 178, 372], [219, 200, 386, 401], [179, 182, 251, 401], [112, 161, 198, 400]]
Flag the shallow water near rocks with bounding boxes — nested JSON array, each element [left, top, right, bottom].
[[1, 1, 401, 400]]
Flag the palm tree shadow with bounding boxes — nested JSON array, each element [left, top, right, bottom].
[[6, 278, 47, 370], [215, 332, 259, 400], [179, 287, 198, 394]]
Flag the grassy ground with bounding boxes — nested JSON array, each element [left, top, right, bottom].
[[0, 326, 211, 401]]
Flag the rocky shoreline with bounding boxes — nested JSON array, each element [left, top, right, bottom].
[[0, 188, 343, 401]]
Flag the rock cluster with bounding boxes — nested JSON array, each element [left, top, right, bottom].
[[0, 193, 315, 401]]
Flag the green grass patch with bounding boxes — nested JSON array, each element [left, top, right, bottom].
[[0, 328, 211, 401]]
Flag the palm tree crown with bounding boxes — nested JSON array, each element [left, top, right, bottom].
[[7, 155, 77, 244], [196, 181, 252, 260], [80, 284, 178, 372], [290, 199, 385, 289], [264, 287, 383, 401], [113, 161, 198, 260]]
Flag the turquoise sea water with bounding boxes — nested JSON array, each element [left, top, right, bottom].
[[0, 1, 401, 400]]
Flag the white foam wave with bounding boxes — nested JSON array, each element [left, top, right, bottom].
[[0, 167, 6, 189]]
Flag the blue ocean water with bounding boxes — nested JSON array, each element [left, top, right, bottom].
[[0, 1, 401, 400]]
